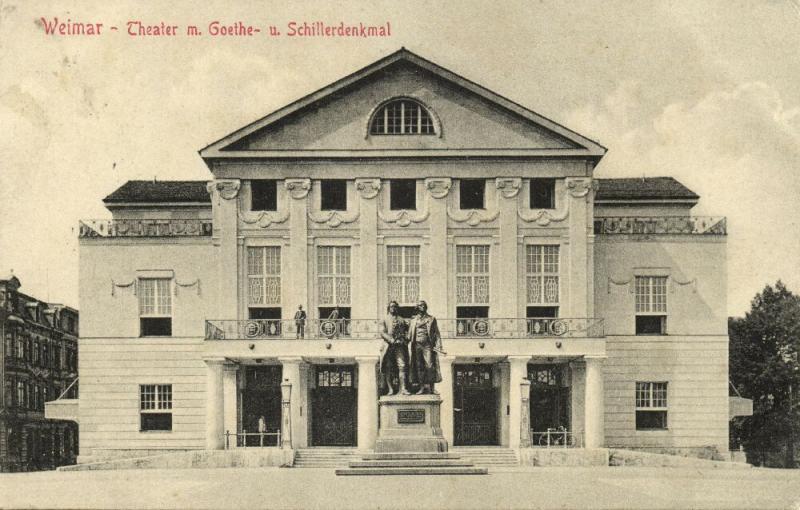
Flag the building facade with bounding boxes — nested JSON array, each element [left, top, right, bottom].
[[1, 274, 79, 471], [67, 50, 731, 464]]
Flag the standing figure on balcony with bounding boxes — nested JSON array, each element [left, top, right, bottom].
[[294, 305, 306, 339], [380, 300, 410, 395], [408, 300, 444, 395]]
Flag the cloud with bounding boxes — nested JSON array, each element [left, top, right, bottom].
[[568, 81, 800, 315]]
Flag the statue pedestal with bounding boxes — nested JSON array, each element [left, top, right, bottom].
[[375, 394, 448, 453]]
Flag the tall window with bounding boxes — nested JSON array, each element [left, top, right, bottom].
[[251, 180, 278, 211], [321, 180, 347, 211], [139, 278, 172, 336], [370, 99, 435, 135], [530, 178, 556, 209], [389, 179, 416, 210], [387, 246, 420, 308], [526, 245, 560, 317], [140, 384, 173, 431], [247, 247, 281, 308], [456, 245, 490, 307], [635, 276, 667, 335], [635, 382, 668, 430], [459, 179, 485, 210], [317, 247, 351, 307]]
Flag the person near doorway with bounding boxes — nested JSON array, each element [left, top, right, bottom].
[[294, 305, 306, 338], [408, 300, 444, 394], [257, 415, 267, 447], [380, 300, 410, 395]]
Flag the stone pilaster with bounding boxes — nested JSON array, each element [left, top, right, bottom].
[[207, 180, 240, 321], [356, 356, 379, 450], [285, 179, 311, 318], [566, 177, 592, 318], [498, 361, 510, 446], [424, 178, 451, 314], [279, 356, 306, 449], [222, 363, 239, 447], [438, 355, 454, 446], [495, 178, 521, 318], [355, 179, 381, 320]]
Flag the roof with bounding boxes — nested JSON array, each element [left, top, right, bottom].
[[103, 180, 210, 204], [595, 177, 699, 201], [199, 48, 607, 160]]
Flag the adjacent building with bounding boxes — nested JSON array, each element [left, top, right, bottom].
[[64, 49, 732, 464], [1, 274, 79, 471]]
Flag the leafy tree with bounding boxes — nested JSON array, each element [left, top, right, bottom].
[[730, 281, 800, 468]]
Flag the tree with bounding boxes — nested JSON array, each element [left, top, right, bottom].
[[730, 281, 800, 468]]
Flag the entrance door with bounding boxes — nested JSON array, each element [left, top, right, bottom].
[[241, 366, 282, 447], [454, 364, 498, 446], [528, 364, 571, 446], [311, 365, 357, 446]]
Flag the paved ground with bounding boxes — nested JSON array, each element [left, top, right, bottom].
[[1, 466, 799, 509]]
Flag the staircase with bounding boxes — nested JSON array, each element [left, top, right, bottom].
[[453, 447, 519, 467], [336, 452, 488, 476], [292, 448, 360, 468]]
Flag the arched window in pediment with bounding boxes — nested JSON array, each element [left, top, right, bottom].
[[369, 98, 436, 135]]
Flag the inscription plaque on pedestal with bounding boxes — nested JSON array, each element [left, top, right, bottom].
[[397, 409, 426, 424], [375, 394, 448, 452]]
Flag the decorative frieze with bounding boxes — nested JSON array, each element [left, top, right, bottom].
[[378, 208, 430, 227], [447, 208, 500, 226], [285, 178, 311, 200], [239, 209, 290, 228]]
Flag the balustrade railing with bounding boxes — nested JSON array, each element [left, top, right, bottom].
[[205, 319, 378, 340], [593, 216, 726, 235], [79, 219, 213, 238], [439, 317, 604, 339], [224, 430, 281, 449], [530, 428, 581, 448]]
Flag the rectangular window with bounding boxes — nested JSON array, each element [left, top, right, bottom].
[[250, 180, 278, 211], [635, 276, 667, 335], [320, 180, 347, 211], [526, 245, 560, 307], [635, 382, 668, 430], [530, 178, 556, 209], [387, 246, 420, 305], [247, 246, 281, 306], [140, 384, 173, 432], [317, 246, 351, 306], [459, 179, 485, 210], [17, 381, 24, 409], [456, 245, 490, 305], [139, 278, 172, 337], [389, 180, 416, 210]]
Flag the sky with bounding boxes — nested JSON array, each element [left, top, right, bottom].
[[1, 0, 799, 315]]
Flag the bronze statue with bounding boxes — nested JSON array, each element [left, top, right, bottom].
[[408, 300, 444, 394], [380, 301, 410, 395]]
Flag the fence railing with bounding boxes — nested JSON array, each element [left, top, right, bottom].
[[593, 216, 726, 235], [530, 428, 581, 448], [206, 319, 378, 340], [224, 430, 282, 449], [79, 219, 213, 238], [439, 318, 604, 339]]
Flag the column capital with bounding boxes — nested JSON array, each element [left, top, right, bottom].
[[438, 355, 455, 366], [278, 356, 305, 365], [355, 178, 381, 199], [507, 355, 531, 365], [354, 355, 380, 364], [207, 179, 241, 200], [495, 177, 522, 198], [424, 177, 452, 199], [565, 177, 593, 198], [285, 178, 311, 199]]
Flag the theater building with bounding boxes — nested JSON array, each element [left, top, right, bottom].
[[62, 49, 732, 465]]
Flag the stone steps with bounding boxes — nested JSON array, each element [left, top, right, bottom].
[[335, 451, 488, 476], [293, 448, 360, 468], [453, 448, 519, 466]]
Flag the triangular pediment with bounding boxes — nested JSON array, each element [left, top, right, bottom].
[[200, 49, 605, 159]]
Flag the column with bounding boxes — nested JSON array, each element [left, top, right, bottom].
[[355, 179, 381, 320], [495, 178, 521, 318], [205, 359, 225, 450], [424, 178, 451, 315], [584, 356, 605, 449], [438, 356, 454, 446], [279, 357, 305, 449], [498, 361, 510, 446], [222, 363, 238, 448], [520, 378, 532, 447], [507, 355, 530, 449], [285, 179, 311, 316], [356, 356, 379, 450]]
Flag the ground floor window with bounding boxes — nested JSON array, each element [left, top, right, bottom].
[[635, 381, 668, 430], [140, 384, 173, 431], [528, 364, 571, 445]]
